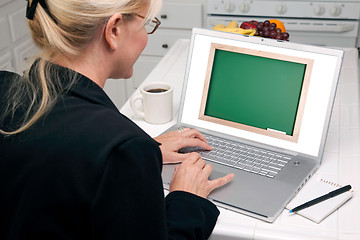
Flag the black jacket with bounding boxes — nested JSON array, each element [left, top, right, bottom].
[[0, 66, 219, 240]]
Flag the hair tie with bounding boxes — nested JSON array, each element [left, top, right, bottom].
[[26, 0, 57, 23]]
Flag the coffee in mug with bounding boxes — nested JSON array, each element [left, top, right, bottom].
[[130, 82, 173, 124], [146, 88, 168, 93]]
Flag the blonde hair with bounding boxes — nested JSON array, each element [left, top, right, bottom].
[[0, 0, 162, 135]]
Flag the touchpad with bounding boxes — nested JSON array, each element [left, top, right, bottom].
[[209, 170, 227, 180]]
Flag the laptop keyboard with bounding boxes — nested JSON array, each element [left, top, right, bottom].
[[180, 133, 292, 178]]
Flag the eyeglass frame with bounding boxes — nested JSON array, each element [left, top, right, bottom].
[[135, 14, 161, 34]]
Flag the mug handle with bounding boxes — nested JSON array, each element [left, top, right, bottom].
[[130, 93, 145, 118]]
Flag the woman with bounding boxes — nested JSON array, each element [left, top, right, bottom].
[[0, 0, 233, 239]]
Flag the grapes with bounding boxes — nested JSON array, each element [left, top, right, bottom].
[[252, 19, 290, 41], [263, 30, 270, 38], [269, 31, 277, 39], [256, 22, 264, 31], [281, 32, 290, 40]]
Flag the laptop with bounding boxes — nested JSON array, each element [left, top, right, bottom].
[[161, 28, 343, 223]]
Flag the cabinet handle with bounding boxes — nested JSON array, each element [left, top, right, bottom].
[[160, 14, 167, 19], [162, 44, 168, 48]]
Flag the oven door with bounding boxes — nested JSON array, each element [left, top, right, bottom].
[[207, 16, 359, 47]]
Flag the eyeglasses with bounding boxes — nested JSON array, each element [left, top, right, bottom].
[[135, 14, 161, 34]]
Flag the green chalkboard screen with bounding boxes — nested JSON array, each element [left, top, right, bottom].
[[199, 43, 313, 142]]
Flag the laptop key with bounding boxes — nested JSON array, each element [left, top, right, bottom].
[[268, 164, 281, 171], [234, 162, 246, 169], [262, 168, 278, 174], [243, 166, 252, 172], [259, 172, 267, 176], [278, 159, 289, 164], [266, 173, 276, 178]]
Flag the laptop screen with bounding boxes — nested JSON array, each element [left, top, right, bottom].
[[180, 30, 342, 157], [199, 43, 313, 143]]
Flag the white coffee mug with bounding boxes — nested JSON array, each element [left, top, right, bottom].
[[130, 82, 173, 124]]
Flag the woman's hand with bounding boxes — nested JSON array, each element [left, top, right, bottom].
[[154, 128, 213, 164], [169, 153, 234, 198]]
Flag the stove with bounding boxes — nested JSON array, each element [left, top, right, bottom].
[[206, 0, 360, 48]]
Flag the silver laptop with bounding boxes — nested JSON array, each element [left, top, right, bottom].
[[161, 28, 343, 223]]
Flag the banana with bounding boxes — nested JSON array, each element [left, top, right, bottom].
[[212, 26, 256, 36], [213, 24, 225, 29], [227, 21, 238, 28]]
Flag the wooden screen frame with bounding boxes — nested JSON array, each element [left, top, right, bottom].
[[199, 43, 314, 143]]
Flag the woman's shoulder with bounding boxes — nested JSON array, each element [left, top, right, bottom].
[[87, 108, 150, 139], [0, 70, 21, 82], [0, 71, 22, 94], [0, 71, 20, 102], [89, 109, 155, 147], [0, 70, 19, 77], [50, 101, 156, 153], [0, 71, 20, 84]]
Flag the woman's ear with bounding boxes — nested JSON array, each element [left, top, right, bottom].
[[104, 13, 123, 50]]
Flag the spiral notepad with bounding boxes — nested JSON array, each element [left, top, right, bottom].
[[286, 178, 353, 223]]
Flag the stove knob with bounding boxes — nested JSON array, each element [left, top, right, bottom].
[[330, 5, 342, 17], [224, 2, 235, 13], [276, 4, 287, 15], [239, 2, 250, 13], [314, 5, 325, 16]]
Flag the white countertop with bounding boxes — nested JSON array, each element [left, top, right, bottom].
[[120, 39, 360, 240]]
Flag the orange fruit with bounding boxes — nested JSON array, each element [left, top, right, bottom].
[[269, 19, 286, 32]]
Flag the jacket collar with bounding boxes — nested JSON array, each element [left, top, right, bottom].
[[68, 71, 119, 112]]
